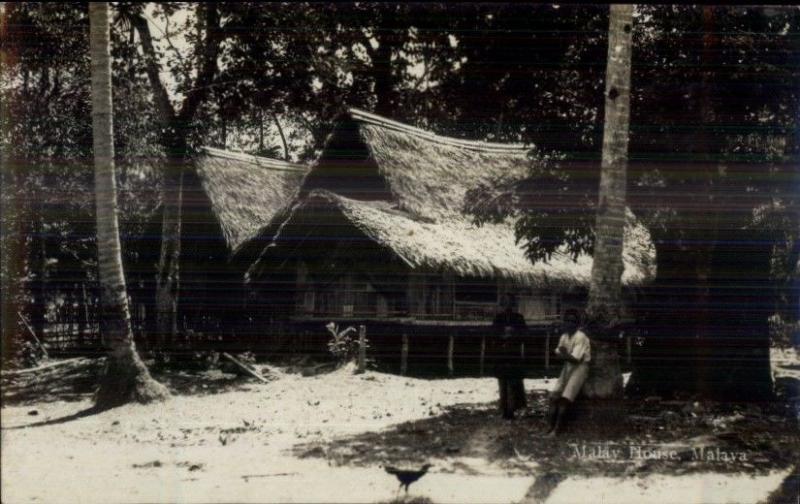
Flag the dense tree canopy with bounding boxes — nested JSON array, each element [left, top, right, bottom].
[[2, 4, 797, 395]]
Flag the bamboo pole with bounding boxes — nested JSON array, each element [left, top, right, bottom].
[[17, 312, 49, 359], [2, 357, 85, 376], [401, 333, 408, 376], [221, 352, 270, 384]]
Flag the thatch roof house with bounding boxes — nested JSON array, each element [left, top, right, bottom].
[[247, 109, 654, 325], [127, 147, 307, 346], [243, 109, 655, 372]]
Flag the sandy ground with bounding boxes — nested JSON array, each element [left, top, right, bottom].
[[2, 351, 798, 504], [543, 470, 793, 504], [2, 365, 537, 503]]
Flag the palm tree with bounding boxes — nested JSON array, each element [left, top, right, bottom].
[[582, 4, 634, 399], [89, 1, 168, 408]]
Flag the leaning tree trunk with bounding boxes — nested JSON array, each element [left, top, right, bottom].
[[155, 143, 184, 358], [89, 1, 168, 409], [582, 4, 634, 399], [129, 6, 224, 359]]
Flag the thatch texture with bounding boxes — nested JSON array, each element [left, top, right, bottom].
[[301, 189, 654, 287], [195, 147, 307, 253], [352, 109, 531, 221], [256, 110, 655, 287]]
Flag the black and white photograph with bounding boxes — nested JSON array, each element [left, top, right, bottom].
[[1, 3, 798, 503]]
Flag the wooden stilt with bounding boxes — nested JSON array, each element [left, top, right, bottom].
[[545, 333, 550, 370], [401, 333, 409, 376], [479, 335, 486, 377], [447, 333, 454, 376], [81, 283, 90, 347]]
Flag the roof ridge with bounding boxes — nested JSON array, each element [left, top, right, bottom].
[[347, 109, 531, 153], [199, 146, 306, 172]]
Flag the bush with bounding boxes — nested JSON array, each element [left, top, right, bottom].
[[325, 322, 360, 365]]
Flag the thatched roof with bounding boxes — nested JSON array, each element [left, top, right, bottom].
[[254, 110, 656, 286], [194, 147, 308, 253], [351, 109, 532, 221], [288, 189, 654, 287]]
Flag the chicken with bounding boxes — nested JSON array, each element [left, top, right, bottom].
[[384, 463, 432, 494]]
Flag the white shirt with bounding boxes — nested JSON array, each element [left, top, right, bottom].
[[556, 329, 591, 363]]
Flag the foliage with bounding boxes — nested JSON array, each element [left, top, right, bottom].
[[325, 322, 359, 366], [1, 3, 161, 360], [2, 3, 797, 381], [462, 6, 799, 266], [454, 6, 800, 336]]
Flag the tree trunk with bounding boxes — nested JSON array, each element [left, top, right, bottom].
[[626, 238, 701, 396], [373, 38, 394, 117], [626, 8, 775, 401], [129, 6, 223, 358], [582, 4, 634, 399], [155, 143, 185, 358], [273, 113, 290, 161], [89, 2, 168, 409], [371, 21, 400, 118]]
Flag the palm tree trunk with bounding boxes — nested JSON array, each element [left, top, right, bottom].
[[582, 4, 634, 399], [89, 1, 168, 408]]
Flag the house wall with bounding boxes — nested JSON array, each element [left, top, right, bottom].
[[293, 259, 566, 325]]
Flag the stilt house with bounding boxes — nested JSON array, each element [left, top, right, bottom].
[[245, 110, 655, 373]]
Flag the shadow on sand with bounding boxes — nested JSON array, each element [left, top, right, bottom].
[[294, 387, 798, 481]]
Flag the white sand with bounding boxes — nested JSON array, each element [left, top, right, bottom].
[[544, 470, 792, 504], [2, 359, 794, 503], [1, 366, 538, 503]]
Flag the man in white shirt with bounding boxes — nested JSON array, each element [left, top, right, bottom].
[[546, 310, 591, 436]]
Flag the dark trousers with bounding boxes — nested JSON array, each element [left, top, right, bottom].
[[498, 377, 527, 418]]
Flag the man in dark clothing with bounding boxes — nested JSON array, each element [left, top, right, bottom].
[[491, 294, 528, 419]]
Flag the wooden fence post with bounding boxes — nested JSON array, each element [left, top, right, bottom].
[[357, 325, 366, 373], [479, 335, 486, 377], [401, 333, 409, 376], [447, 332, 454, 376]]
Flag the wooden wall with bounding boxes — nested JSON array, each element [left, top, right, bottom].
[[293, 260, 569, 325]]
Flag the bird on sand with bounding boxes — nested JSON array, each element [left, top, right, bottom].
[[383, 463, 432, 495]]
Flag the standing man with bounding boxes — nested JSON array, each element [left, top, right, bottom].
[[547, 310, 591, 436], [491, 294, 528, 419]]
